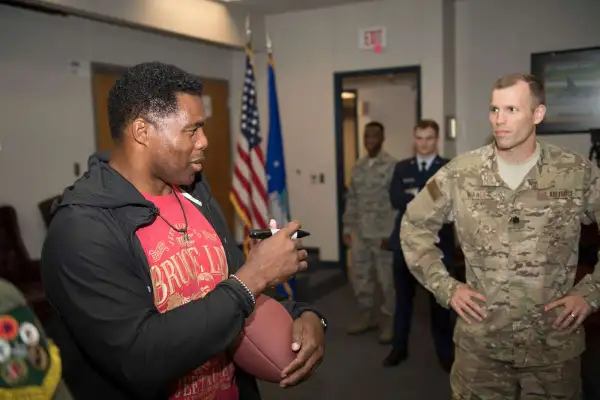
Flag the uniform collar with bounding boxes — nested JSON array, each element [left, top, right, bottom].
[[480, 141, 554, 190], [366, 150, 389, 164], [416, 153, 436, 168]]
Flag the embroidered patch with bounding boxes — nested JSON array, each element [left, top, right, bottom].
[[0, 340, 10, 363], [537, 189, 575, 200], [464, 191, 494, 200], [0, 316, 18, 341], [0, 358, 28, 386], [426, 180, 442, 201], [27, 345, 49, 372], [19, 322, 40, 347]]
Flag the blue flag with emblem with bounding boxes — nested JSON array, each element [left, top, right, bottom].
[[266, 38, 296, 300]]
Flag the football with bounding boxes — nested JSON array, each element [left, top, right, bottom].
[[231, 294, 296, 383]]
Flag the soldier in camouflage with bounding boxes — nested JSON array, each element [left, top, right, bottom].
[[0, 278, 72, 399], [343, 121, 397, 343], [401, 73, 600, 399]]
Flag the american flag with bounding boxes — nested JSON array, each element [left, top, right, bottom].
[[230, 44, 269, 254]]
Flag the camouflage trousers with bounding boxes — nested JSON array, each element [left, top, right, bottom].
[[350, 235, 395, 316], [451, 347, 582, 399]]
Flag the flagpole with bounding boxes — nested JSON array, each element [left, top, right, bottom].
[[234, 14, 254, 258]]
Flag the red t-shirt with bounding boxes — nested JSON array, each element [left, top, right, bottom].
[[136, 187, 238, 400]]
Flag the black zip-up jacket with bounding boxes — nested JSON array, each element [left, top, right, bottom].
[[41, 152, 322, 400]]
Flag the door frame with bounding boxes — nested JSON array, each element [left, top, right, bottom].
[[90, 62, 128, 151], [341, 88, 360, 160], [333, 65, 422, 274]]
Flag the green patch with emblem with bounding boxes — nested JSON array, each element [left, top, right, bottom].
[[0, 306, 51, 389]]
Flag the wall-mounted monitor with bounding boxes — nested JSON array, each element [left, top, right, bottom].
[[531, 46, 600, 134]]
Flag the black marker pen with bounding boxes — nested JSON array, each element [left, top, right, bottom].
[[249, 229, 310, 240]]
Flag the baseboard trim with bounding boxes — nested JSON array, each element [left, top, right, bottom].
[[319, 261, 340, 269], [305, 271, 348, 302], [306, 247, 319, 256]]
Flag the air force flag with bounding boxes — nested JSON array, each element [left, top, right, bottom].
[[266, 47, 296, 300]]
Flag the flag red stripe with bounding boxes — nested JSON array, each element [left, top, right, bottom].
[[237, 143, 250, 163], [233, 166, 250, 192], [252, 147, 268, 202], [250, 170, 268, 204], [231, 46, 270, 249], [251, 203, 268, 228]]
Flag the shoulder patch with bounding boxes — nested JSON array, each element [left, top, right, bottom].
[[426, 179, 442, 201]]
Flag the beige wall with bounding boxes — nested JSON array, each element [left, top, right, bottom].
[[2, 0, 599, 261], [265, 0, 452, 260], [0, 5, 237, 258], [17, 0, 264, 49], [455, 0, 600, 156]]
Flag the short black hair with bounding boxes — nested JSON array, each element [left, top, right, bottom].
[[108, 62, 203, 141], [366, 121, 385, 135]]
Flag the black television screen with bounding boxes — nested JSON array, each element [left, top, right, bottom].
[[531, 46, 600, 134]]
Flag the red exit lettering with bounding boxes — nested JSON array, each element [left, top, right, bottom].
[[363, 30, 382, 47]]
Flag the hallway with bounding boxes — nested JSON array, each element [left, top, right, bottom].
[[259, 283, 451, 399]]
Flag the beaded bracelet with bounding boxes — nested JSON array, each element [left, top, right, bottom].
[[230, 274, 256, 305]]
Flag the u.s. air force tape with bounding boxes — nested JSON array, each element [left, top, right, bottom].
[[0, 306, 62, 399]]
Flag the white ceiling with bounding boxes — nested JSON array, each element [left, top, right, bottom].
[[217, 0, 379, 14]]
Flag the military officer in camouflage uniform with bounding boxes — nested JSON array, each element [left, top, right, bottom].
[[401, 73, 600, 399], [0, 278, 72, 399], [343, 121, 397, 343]]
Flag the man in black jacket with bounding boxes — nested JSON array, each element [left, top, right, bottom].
[[382, 119, 455, 370], [40, 62, 326, 400]]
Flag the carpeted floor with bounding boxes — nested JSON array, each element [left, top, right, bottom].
[[259, 283, 452, 400], [260, 276, 600, 400], [41, 261, 600, 400]]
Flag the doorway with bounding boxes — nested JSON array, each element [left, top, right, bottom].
[[334, 66, 421, 274], [90, 63, 236, 233]]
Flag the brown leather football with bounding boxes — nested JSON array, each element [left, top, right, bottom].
[[231, 294, 296, 383]]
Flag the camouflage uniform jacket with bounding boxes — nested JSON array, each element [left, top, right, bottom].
[[343, 151, 397, 239], [400, 141, 600, 367]]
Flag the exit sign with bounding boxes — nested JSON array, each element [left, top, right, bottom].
[[359, 27, 386, 51]]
